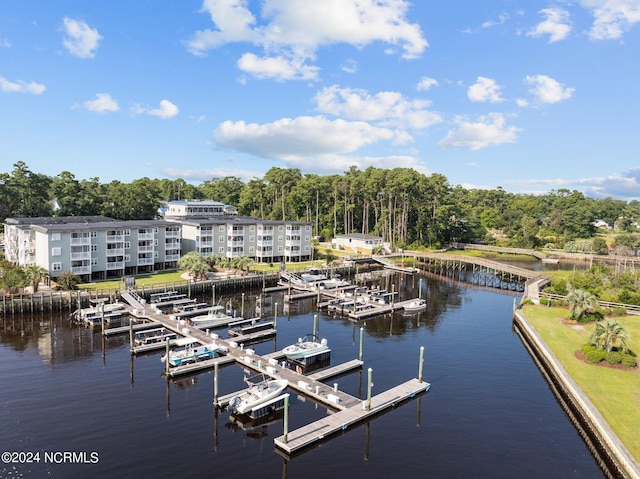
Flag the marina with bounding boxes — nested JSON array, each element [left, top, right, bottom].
[[0, 272, 611, 478]]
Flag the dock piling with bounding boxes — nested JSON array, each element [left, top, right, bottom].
[[366, 368, 373, 411], [418, 346, 424, 383], [214, 362, 219, 405], [359, 327, 364, 361], [283, 393, 290, 444], [165, 338, 170, 375]]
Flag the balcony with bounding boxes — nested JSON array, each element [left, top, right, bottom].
[[71, 266, 91, 275], [106, 234, 125, 242], [137, 257, 154, 266], [106, 248, 125, 256], [138, 245, 154, 253], [165, 254, 180, 262], [71, 252, 91, 260], [138, 232, 155, 240], [106, 261, 125, 270], [165, 230, 181, 238], [70, 237, 91, 246]]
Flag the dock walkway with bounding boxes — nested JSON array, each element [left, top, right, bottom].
[[274, 378, 429, 455]]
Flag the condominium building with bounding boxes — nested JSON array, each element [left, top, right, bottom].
[[4, 216, 181, 282], [176, 216, 312, 263], [161, 200, 238, 219]]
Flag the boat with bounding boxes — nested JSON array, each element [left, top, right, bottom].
[[317, 275, 350, 290], [301, 268, 327, 282], [134, 327, 177, 346], [227, 374, 288, 416], [189, 305, 234, 329], [161, 339, 219, 367], [403, 298, 427, 313], [282, 334, 330, 360]]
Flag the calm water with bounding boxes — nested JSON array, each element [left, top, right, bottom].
[[0, 272, 605, 479]]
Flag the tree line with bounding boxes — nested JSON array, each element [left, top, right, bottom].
[[2, 161, 640, 251]]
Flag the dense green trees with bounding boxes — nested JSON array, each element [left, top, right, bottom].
[[1, 162, 638, 251]]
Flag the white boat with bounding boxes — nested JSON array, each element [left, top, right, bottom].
[[403, 299, 427, 313], [227, 374, 288, 416], [317, 277, 350, 290], [282, 334, 330, 360], [189, 305, 234, 329], [301, 268, 327, 282], [161, 338, 219, 367]]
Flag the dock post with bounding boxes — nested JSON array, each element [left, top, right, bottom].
[[165, 338, 170, 375], [213, 362, 219, 406], [274, 302, 278, 330], [366, 368, 373, 411], [283, 393, 290, 443], [101, 303, 105, 337], [316, 287, 320, 308], [359, 327, 364, 361], [129, 317, 133, 352], [419, 278, 422, 300], [212, 284, 216, 306], [313, 314, 318, 336], [391, 284, 395, 308], [241, 293, 245, 318], [418, 346, 425, 383]]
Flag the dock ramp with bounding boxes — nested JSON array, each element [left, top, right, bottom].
[[120, 289, 146, 310]]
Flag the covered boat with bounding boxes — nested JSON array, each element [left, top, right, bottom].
[[161, 338, 219, 367]]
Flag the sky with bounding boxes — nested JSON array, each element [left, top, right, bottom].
[[1, 1, 640, 201]]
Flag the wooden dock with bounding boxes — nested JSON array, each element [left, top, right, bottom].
[[274, 378, 430, 455]]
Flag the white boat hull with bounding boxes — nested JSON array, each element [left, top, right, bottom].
[[229, 378, 288, 415]]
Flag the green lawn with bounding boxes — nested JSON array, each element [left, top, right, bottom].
[[521, 304, 640, 461]]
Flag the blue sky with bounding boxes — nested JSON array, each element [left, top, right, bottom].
[[1, 1, 639, 201]]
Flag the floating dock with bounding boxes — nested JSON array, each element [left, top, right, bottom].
[[274, 378, 430, 456]]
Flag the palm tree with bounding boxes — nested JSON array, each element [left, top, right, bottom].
[[589, 319, 630, 353], [178, 251, 211, 281], [25, 265, 48, 293], [566, 288, 598, 320]]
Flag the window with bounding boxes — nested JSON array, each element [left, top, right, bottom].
[[278, 246, 283, 252], [248, 246, 254, 253], [51, 233, 61, 241], [91, 258, 98, 266], [219, 225, 225, 232], [91, 245, 98, 252], [278, 225, 283, 231], [125, 229, 131, 236], [249, 236, 255, 242], [51, 247, 61, 256], [278, 236, 283, 242], [90, 231, 97, 238], [52, 262, 62, 271], [124, 254, 131, 262], [219, 247, 225, 254], [250, 225, 255, 231], [124, 242, 131, 249]]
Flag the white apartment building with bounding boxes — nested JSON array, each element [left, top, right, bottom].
[[177, 216, 312, 263], [4, 216, 181, 282], [161, 200, 238, 219]]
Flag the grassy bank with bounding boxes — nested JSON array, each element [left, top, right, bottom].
[[520, 304, 640, 461]]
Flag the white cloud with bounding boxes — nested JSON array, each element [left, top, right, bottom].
[[341, 59, 358, 74], [516, 98, 529, 107], [528, 8, 572, 43], [62, 17, 102, 59], [467, 76, 505, 103], [0, 76, 46, 94], [0, 38, 11, 48], [237, 53, 319, 81], [187, 0, 427, 80], [482, 13, 509, 29], [211, 114, 426, 171], [149, 99, 179, 119], [314, 85, 442, 130], [82, 93, 119, 113], [438, 113, 520, 150], [159, 166, 266, 183], [417, 76, 439, 91], [579, 0, 640, 40], [525, 74, 575, 103]]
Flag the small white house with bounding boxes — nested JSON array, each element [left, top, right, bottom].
[[331, 233, 384, 254]]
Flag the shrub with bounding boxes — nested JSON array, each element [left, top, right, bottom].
[[621, 354, 638, 368], [582, 344, 596, 355], [612, 307, 628, 316], [605, 351, 623, 365], [578, 311, 603, 323], [585, 349, 606, 363]]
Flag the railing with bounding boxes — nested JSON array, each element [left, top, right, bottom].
[[539, 292, 640, 315]]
